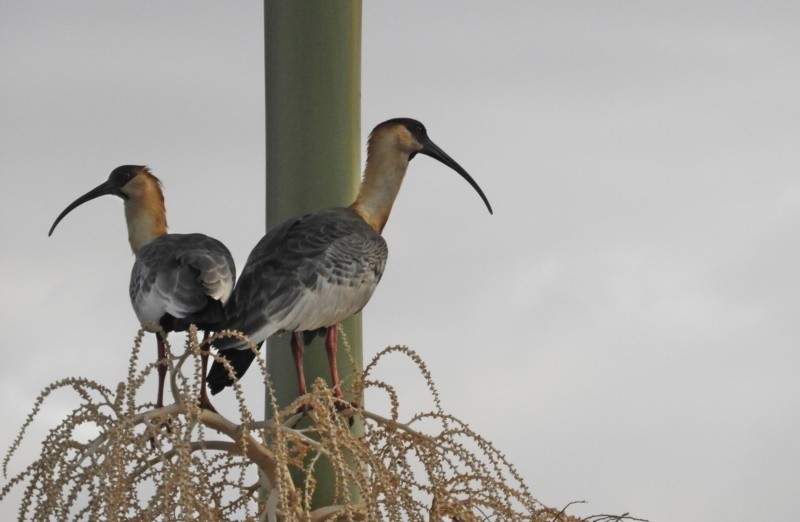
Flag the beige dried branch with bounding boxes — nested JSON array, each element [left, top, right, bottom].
[[1, 327, 646, 522]]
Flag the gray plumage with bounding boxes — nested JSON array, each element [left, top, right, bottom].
[[206, 118, 493, 395], [48, 165, 239, 410], [208, 207, 387, 393], [131, 233, 236, 332]]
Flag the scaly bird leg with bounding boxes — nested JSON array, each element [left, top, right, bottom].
[[150, 335, 172, 446], [290, 332, 311, 423], [199, 331, 217, 412], [156, 335, 168, 408], [325, 325, 344, 399], [326, 326, 356, 428], [291, 332, 308, 397]]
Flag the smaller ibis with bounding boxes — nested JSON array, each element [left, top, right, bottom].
[[207, 118, 492, 402], [49, 166, 236, 411]]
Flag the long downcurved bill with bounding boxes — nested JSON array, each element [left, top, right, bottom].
[[48, 182, 122, 236], [419, 139, 493, 214]]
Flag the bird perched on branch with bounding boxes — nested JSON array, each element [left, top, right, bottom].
[[49, 166, 236, 411], [207, 118, 492, 401]]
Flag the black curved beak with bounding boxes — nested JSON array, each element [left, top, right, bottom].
[[48, 181, 127, 236], [418, 138, 493, 214]]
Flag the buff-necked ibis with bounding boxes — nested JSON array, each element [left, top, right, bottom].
[[49, 165, 235, 411], [207, 119, 491, 402]]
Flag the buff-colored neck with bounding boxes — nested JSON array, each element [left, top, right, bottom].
[[349, 140, 411, 234], [124, 171, 168, 253]]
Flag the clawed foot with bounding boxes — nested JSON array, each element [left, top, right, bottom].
[[286, 402, 312, 429], [286, 396, 359, 428], [333, 397, 359, 427], [146, 414, 173, 449], [198, 391, 217, 413]]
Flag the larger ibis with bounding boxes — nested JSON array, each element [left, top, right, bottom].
[[49, 166, 236, 411], [207, 118, 492, 400]]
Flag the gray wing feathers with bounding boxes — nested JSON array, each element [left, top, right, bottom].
[[176, 245, 235, 303], [130, 234, 235, 323], [221, 208, 387, 347]]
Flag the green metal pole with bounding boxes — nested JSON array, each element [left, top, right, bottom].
[[264, 0, 362, 509]]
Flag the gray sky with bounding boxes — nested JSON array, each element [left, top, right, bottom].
[[2, 1, 800, 520]]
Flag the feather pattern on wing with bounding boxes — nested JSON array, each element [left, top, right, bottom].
[[218, 207, 388, 350], [130, 233, 236, 332]]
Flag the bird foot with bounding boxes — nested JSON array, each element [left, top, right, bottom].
[[146, 415, 173, 450], [332, 397, 359, 428], [286, 403, 312, 429], [197, 391, 217, 413], [286, 398, 357, 428], [332, 396, 359, 412]]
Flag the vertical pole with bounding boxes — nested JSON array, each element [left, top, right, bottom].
[[264, 0, 362, 509]]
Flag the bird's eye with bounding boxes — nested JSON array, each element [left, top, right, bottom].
[[415, 125, 424, 134], [109, 166, 137, 186]]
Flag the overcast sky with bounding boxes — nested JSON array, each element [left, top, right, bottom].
[[2, 2, 800, 520]]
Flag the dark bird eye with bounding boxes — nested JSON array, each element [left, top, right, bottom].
[[415, 125, 424, 134], [109, 165, 139, 186]]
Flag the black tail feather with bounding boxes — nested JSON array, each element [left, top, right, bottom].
[[160, 299, 227, 333], [207, 342, 264, 395]]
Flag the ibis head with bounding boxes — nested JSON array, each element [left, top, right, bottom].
[[352, 118, 492, 233], [48, 165, 168, 252], [385, 118, 492, 214]]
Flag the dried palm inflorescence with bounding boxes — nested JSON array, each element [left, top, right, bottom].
[[1, 328, 645, 522]]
